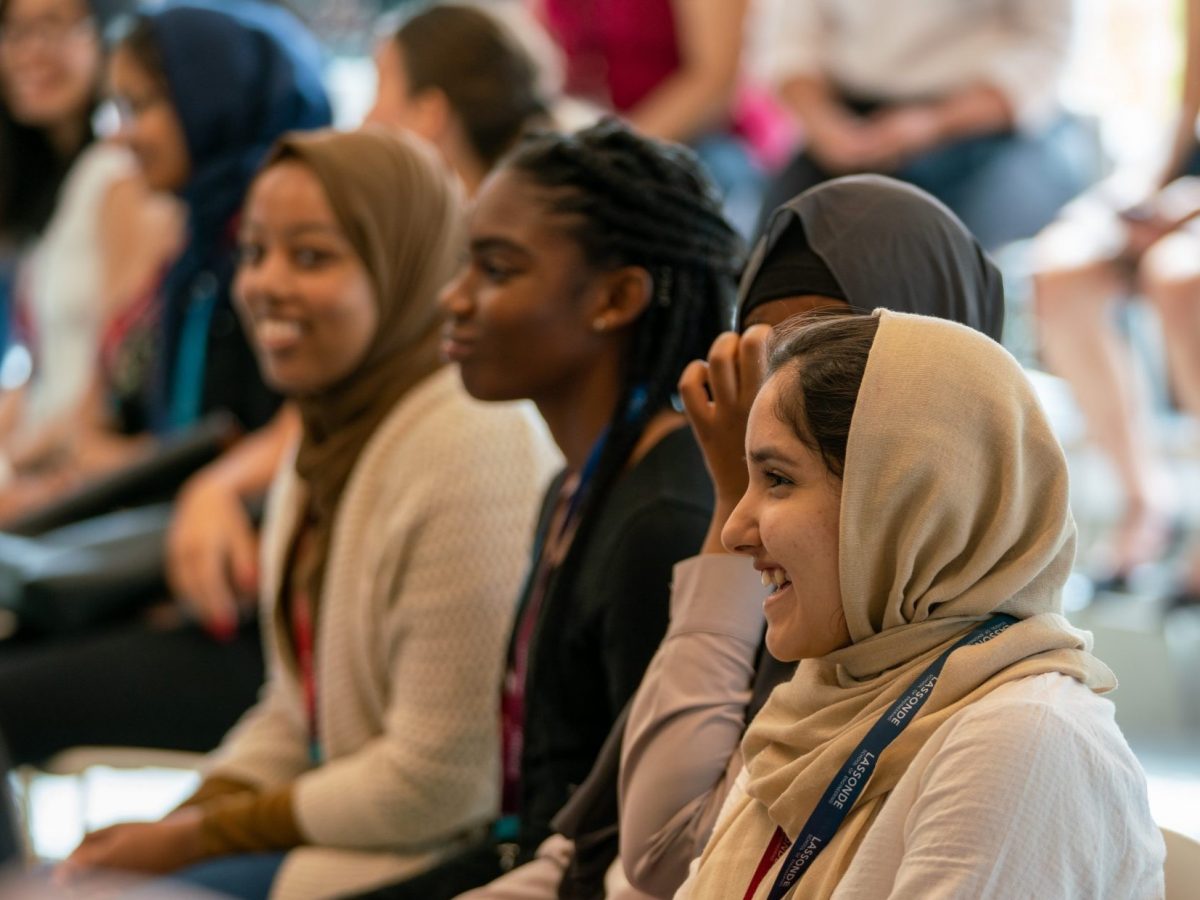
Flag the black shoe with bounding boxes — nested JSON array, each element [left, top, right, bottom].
[[1091, 571, 1132, 595], [1093, 519, 1187, 596], [1164, 586, 1200, 613]]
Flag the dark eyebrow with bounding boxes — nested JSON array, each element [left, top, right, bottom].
[[469, 236, 533, 262], [748, 445, 801, 467]]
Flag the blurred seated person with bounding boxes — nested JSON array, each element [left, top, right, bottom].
[[0, 0, 180, 516], [367, 2, 554, 197], [536, 0, 788, 235], [0, 0, 329, 763], [1032, 0, 1200, 605], [0, 0, 330, 528], [758, 0, 1090, 249]]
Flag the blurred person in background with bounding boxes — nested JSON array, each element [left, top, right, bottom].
[[535, 0, 789, 236], [0, 0, 179, 515], [0, 0, 331, 764], [758, 0, 1090, 249], [367, 2, 555, 197], [1032, 0, 1200, 606]]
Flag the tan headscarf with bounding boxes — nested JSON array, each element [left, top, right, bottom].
[[263, 126, 465, 602], [688, 310, 1116, 899]]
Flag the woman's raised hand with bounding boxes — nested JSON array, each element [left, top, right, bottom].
[[678, 325, 771, 552]]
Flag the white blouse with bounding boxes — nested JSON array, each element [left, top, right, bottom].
[[755, 0, 1073, 131], [676, 672, 1165, 899]]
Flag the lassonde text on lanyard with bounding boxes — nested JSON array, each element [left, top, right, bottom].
[[744, 614, 1018, 900]]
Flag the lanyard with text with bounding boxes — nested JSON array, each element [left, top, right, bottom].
[[744, 613, 1018, 900]]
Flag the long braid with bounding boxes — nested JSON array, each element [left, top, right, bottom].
[[504, 117, 743, 605]]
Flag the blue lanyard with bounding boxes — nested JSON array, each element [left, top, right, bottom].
[[543, 383, 650, 550], [561, 426, 608, 536], [749, 614, 1018, 900], [166, 274, 218, 433]]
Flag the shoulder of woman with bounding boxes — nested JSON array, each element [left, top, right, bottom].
[[926, 673, 1139, 787], [345, 371, 557, 510]]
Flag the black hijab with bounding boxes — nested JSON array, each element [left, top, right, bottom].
[[738, 174, 1004, 340]]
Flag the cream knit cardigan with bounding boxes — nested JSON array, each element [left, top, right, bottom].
[[205, 367, 560, 899]]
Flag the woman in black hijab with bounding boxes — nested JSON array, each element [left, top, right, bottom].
[[617, 174, 1006, 899]]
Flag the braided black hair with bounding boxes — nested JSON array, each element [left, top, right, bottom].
[[504, 116, 743, 595]]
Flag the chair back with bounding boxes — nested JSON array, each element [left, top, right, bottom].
[[1163, 827, 1200, 900]]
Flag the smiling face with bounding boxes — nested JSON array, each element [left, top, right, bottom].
[[723, 368, 849, 661], [438, 166, 611, 403], [0, 0, 99, 131], [233, 159, 379, 397]]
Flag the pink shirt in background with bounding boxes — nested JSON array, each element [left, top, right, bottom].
[[539, 0, 795, 169]]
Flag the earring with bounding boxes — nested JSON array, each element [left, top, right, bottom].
[[656, 267, 673, 307], [592, 317, 608, 332]]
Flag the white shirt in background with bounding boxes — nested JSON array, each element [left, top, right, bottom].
[[756, 0, 1074, 131]]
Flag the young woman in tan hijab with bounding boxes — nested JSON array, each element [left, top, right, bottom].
[[677, 310, 1163, 898], [57, 127, 559, 899]]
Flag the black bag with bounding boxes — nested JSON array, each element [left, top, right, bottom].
[[3, 412, 240, 537], [0, 414, 241, 636]]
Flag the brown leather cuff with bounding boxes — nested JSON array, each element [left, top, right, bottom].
[[199, 784, 305, 855], [175, 774, 257, 812]]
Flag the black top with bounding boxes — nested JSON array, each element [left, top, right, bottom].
[[517, 425, 712, 846], [0, 739, 18, 869]]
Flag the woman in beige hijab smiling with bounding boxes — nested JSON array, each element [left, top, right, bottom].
[[677, 310, 1163, 899], [58, 127, 559, 899]]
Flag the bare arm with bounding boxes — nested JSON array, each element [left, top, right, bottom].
[[168, 405, 300, 638], [626, 0, 749, 143]]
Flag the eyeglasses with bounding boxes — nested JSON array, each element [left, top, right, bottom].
[[0, 14, 95, 52], [110, 91, 166, 124]]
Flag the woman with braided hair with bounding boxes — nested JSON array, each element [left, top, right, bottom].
[[355, 118, 742, 899]]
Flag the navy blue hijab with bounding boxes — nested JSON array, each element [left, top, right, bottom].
[[143, 0, 331, 433]]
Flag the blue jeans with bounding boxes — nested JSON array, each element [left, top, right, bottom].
[[691, 133, 767, 241], [761, 114, 1098, 250], [165, 851, 287, 899]]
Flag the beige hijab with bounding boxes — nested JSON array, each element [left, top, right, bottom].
[[265, 126, 465, 603], [688, 310, 1116, 899]]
